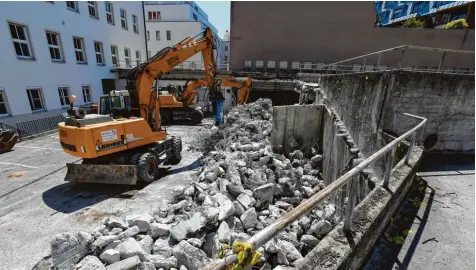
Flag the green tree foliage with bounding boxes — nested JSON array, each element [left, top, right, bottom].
[[400, 17, 424, 28], [444, 19, 469, 29]]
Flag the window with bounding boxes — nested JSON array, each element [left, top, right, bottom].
[[193, 13, 198, 21], [156, 30, 161, 40], [224, 56, 228, 61], [94, 41, 104, 65], [111, 45, 118, 66], [292, 61, 300, 70], [135, 50, 141, 66], [26, 88, 44, 111], [46, 31, 63, 62], [147, 31, 150, 41], [58, 87, 70, 106], [0, 90, 9, 116], [8, 22, 33, 59], [105, 2, 114, 24], [255, 60, 264, 68], [267, 60, 276, 69], [120, 9, 128, 30], [166, 30, 171, 40], [124, 48, 130, 67], [66, 1, 78, 12], [411, 2, 425, 14], [148, 11, 161, 21], [82, 86, 92, 103], [304, 61, 312, 70], [73, 37, 86, 64], [244, 60, 252, 68], [88, 1, 98, 18], [392, 8, 404, 19], [433, 1, 450, 8], [225, 46, 228, 52], [279, 61, 288, 70], [132, 15, 139, 33]]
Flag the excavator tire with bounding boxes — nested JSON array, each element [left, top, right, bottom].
[[136, 152, 159, 183], [168, 137, 182, 165], [191, 109, 204, 123]]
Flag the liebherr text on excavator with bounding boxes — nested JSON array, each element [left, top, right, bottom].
[[58, 28, 219, 185]]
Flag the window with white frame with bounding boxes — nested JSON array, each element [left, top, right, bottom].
[[255, 60, 264, 69], [94, 41, 104, 65], [88, 1, 98, 18], [66, 1, 78, 12], [147, 31, 150, 41], [124, 48, 130, 67], [148, 11, 161, 21], [279, 61, 288, 70], [166, 30, 171, 40], [73, 37, 86, 64], [8, 22, 33, 59], [111, 45, 118, 66], [26, 88, 45, 111], [267, 60, 276, 69], [135, 50, 141, 66], [0, 90, 9, 116], [46, 31, 63, 62], [156, 30, 160, 40], [244, 60, 252, 68], [82, 86, 92, 103], [105, 2, 114, 24], [291, 61, 300, 70], [58, 87, 70, 106], [120, 9, 128, 30], [132, 15, 139, 33]]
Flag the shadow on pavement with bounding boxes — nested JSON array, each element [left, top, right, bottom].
[[419, 153, 475, 172], [362, 178, 433, 270], [42, 158, 202, 213]]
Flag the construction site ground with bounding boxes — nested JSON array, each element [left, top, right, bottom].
[[0, 121, 207, 269]]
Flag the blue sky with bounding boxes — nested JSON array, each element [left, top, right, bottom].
[[196, 1, 230, 39]]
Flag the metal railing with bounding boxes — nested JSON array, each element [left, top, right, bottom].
[[112, 60, 231, 71], [298, 45, 475, 75], [16, 114, 65, 139], [0, 122, 30, 138], [204, 112, 427, 270]]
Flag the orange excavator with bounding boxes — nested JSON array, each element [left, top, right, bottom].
[[57, 27, 220, 185]]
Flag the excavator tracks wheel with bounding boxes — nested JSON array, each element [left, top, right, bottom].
[[168, 137, 182, 165], [191, 109, 204, 123], [137, 152, 159, 183]]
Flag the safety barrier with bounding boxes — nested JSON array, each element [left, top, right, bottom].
[[298, 45, 475, 75], [16, 114, 65, 139], [203, 112, 427, 270]]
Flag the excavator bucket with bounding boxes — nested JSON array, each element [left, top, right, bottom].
[[64, 163, 138, 185], [0, 130, 19, 154]]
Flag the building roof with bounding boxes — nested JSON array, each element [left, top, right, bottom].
[[223, 30, 230, 41]]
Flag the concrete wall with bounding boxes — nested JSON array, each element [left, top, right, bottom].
[[304, 71, 474, 169], [230, 1, 474, 72], [0, 1, 146, 125]]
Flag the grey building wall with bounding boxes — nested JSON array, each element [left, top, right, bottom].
[[230, 1, 475, 72]]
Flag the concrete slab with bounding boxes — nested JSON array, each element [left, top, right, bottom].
[[0, 122, 207, 269], [363, 155, 475, 270]]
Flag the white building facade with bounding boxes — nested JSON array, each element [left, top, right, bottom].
[[0, 1, 147, 126], [222, 30, 230, 71], [144, 1, 223, 70]]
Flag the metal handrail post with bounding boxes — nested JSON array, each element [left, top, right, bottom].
[[377, 53, 382, 70], [383, 147, 396, 188], [343, 175, 357, 232], [362, 56, 367, 71], [405, 133, 416, 165], [437, 51, 447, 72]]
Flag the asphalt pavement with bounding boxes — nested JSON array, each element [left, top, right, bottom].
[[0, 122, 206, 269]]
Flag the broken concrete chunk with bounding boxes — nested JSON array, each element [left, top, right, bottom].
[[290, 150, 304, 161], [149, 223, 170, 238], [237, 193, 255, 209], [277, 240, 303, 262], [287, 136, 299, 151], [75, 255, 105, 270], [106, 217, 128, 229], [217, 221, 231, 243], [110, 228, 123, 235], [116, 237, 146, 261], [227, 183, 246, 198], [205, 207, 220, 223], [126, 214, 153, 233], [218, 203, 235, 221], [308, 220, 332, 236], [202, 233, 221, 258], [233, 200, 245, 216], [301, 186, 315, 198], [202, 195, 214, 207], [152, 239, 172, 257], [186, 238, 203, 248], [170, 212, 204, 241], [172, 241, 210, 270], [323, 204, 336, 222], [300, 235, 319, 247], [51, 233, 89, 268], [310, 155, 323, 168], [138, 262, 156, 270], [138, 235, 153, 254], [77, 232, 93, 246], [93, 235, 120, 249], [276, 248, 289, 266], [253, 183, 275, 208], [298, 216, 311, 231], [100, 249, 121, 265], [105, 256, 141, 270], [240, 207, 258, 229], [184, 186, 195, 197], [148, 255, 178, 269]]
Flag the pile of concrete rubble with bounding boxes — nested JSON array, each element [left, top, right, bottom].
[[42, 99, 336, 270]]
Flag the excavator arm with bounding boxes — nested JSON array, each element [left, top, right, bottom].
[[181, 79, 208, 106], [127, 28, 218, 130], [221, 77, 253, 105]]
